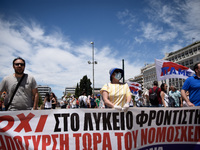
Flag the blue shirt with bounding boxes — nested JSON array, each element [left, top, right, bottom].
[[182, 75, 200, 106]]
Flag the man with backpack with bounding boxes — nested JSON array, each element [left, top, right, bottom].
[[149, 81, 162, 107], [78, 92, 88, 108]]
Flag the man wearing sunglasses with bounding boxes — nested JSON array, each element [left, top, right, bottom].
[[0, 57, 39, 110]]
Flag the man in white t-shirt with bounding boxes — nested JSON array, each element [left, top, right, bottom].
[[78, 92, 88, 108]]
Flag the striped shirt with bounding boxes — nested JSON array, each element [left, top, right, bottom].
[[100, 83, 132, 107]]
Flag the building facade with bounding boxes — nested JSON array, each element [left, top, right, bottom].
[[64, 87, 101, 97], [132, 41, 200, 90], [37, 85, 52, 100]]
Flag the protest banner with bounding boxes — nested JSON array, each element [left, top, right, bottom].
[[155, 59, 195, 81], [0, 107, 200, 150], [127, 81, 142, 96]]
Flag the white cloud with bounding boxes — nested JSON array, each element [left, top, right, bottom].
[[0, 17, 142, 98], [161, 44, 183, 55], [148, 0, 200, 41], [141, 23, 177, 42], [116, 9, 136, 30]]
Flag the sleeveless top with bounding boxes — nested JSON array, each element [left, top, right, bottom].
[[45, 101, 51, 109], [163, 93, 169, 107]]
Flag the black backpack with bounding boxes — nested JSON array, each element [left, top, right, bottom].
[[149, 88, 159, 105], [79, 96, 85, 108]]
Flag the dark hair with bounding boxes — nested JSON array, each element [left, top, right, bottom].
[[153, 81, 158, 86], [13, 57, 26, 66], [51, 92, 57, 100], [45, 93, 50, 102], [194, 62, 200, 74], [160, 83, 167, 92]]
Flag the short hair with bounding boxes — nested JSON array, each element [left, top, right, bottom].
[[13, 57, 26, 66], [153, 81, 158, 86], [193, 62, 200, 74]]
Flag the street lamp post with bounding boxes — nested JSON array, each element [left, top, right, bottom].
[[88, 42, 97, 94]]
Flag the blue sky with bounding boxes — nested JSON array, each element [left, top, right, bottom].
[[0, 0, 200, 98]]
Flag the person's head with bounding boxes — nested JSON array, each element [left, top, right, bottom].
[[153, 81, 158, 87], [138, 90, 143, 95], [82, 91, 86, 96], [160, 83, 168, 93], [109, 68, 124, 83], [194, 62, 200, 76], [45, 93, 50, 102], [45, 93, 50, 97], [13, 57, 26, 75], [170, 85, 176, 92], [50, 92, 56, 98]]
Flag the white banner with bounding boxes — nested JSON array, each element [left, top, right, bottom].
[[0, 107, 200, 150], [127, 81, 142, 96], [155, 59, 195, 81]]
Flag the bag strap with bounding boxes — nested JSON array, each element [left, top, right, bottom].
[[5, 74, 26, 111], [155, 87, 158, 93]]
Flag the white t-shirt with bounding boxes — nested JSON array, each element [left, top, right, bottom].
[[78, 95, 88, 105]]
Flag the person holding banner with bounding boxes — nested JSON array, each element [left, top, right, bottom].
[[100, 68, 132, 111], [0, 57, 39, 110], [181, 62, 200, 106]]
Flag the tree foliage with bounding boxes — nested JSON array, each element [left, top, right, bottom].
[[75, 75, 92, 97], [38, 93, 43, 107], [75, 83, 80, 98]]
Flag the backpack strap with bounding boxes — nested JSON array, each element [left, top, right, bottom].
[[154, 87, 159, 93]]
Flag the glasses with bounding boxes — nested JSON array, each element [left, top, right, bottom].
[[14, 63, 25, 66]]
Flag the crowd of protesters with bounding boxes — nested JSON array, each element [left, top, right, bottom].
[[0, 57, 199, 111], [41, 92, 105, 110]]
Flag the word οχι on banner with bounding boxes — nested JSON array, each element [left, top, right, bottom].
[[127, 81, 142, 96], [155, 59, 195, 81]]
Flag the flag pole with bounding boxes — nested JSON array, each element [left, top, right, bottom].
[[122, 59, 125, 83]]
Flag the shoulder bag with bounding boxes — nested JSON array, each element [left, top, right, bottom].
[[5, 74, 26, 111]]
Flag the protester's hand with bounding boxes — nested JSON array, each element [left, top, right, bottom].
[[114, 105, 122, 111], [187, 101, 195, 107], [122, 103, 130, 112], [32, 107, 38, 110]]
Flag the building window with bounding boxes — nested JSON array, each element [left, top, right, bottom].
[[185, 61, 189, 66], [185, 51, 188, 56], [194, 47, 197, 53], [189, 49, 193, 55], [182, 53, 185, 58], [178, 54, 181, 59], [190, 59, 193, 65]]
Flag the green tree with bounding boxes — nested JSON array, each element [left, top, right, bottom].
[[38, 93, 43, 107], [79, 75, 92, 96], [75, 83, 80, 98]]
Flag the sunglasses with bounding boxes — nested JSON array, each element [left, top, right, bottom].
[[14, 63, 25, 66], [114, 70, 121, 73]]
